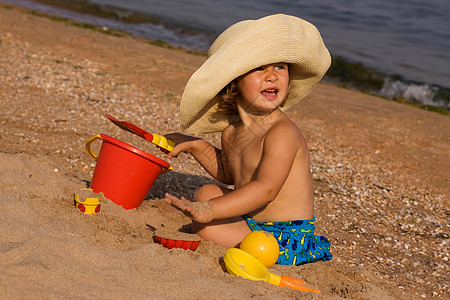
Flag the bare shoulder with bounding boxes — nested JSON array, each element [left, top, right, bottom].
[[221, 123, 237, 142], [265, 114, 305, 148]]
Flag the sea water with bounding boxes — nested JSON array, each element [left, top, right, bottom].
[[3, 0, 450, 108]]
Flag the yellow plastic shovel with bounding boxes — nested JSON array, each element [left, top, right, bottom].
[[223, 248, 320, 294]]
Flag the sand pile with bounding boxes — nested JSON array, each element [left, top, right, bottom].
[[0, 152, 397, 299]]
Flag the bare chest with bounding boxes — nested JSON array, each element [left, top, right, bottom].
[[223, 132, 264, 187]]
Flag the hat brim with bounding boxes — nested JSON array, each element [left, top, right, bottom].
[[180, 14, 331, 134]]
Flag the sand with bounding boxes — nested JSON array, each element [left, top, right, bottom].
[[0, 3, 448, 299]]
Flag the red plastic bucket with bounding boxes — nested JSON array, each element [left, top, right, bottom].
[[85, 134, 170, 209]]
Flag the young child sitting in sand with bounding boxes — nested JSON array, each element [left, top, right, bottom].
[[164, 14, 332, 265]]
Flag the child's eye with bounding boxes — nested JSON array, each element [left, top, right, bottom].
[[275, 64, 288, 70]]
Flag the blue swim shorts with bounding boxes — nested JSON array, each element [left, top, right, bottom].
[[244, 216, 332, 265]]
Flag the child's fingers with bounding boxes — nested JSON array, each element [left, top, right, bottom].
[[165, 193, 190, 211], [164, 193, 214, 223], [167, 147, 181, 158], [167, 142, 189, 158], [164, 193, 206, 222]]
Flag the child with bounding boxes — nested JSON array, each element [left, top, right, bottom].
[[164, 14, 332, 265]]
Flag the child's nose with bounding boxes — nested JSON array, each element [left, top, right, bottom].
[[265, 70, 278, 82]]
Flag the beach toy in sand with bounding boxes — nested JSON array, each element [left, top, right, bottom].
[[105, 114, 175, 152], [74, 188, 105, 215], [154, 236, 201, 251], [240, 231, 279, 268], [223, 248, 320, 294], [85, 134, 171, 210], [153, 228, 201, 251]]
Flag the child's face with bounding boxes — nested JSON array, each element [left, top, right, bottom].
[[236, 62, 289, 114]]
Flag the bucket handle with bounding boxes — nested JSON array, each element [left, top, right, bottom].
[[85, 134, 102, 160], [85, 134, 173, 172], [161, 166, 173, 174]]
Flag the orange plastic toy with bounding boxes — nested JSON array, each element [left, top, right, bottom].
[[240, 231, 279, 268]]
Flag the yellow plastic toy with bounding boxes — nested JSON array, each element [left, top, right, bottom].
[[223, 248, 320, 294], [240, 231, 279, 268], [74, 188, 105, 215], [151, 133, 175, 152]]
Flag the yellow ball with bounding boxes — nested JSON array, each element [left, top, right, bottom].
[[240, 231, 279, 268]]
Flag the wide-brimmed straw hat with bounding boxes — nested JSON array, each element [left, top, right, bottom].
[[179, 14, 331, 134]]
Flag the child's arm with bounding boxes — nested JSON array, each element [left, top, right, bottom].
[[166, 124, 304, 222], [164, 133, 233, 184]]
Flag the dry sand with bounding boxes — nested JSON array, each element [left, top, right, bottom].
[[0, 3, 449, 299]]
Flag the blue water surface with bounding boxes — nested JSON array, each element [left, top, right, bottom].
[[3, 0, 450, 107]]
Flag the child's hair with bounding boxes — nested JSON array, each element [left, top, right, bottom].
[[218, 80, 239, 115]]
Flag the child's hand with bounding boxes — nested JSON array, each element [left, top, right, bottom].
[[163, 133, 202, 158], [164, 193, 214, 223]]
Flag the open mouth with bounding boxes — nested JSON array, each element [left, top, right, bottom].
[[261, 89, 278, 97]]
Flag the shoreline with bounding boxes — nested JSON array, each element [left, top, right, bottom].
[[0, 3, 449, 299], [3, 0, 450, 111]]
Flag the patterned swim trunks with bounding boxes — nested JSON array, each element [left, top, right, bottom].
[[244, 216, 332, 265]]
